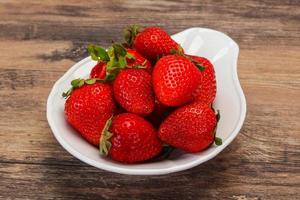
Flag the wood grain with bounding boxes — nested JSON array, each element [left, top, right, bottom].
[[0, 0, 299, 199]]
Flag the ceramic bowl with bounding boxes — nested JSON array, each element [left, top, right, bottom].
[[47, 27, 246, 175]]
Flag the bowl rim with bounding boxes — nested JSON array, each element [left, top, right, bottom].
[[47, 27, 247, 175]]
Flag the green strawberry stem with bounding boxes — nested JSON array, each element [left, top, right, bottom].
[[87, 43, 137, 82], [62, 78, 102, 98], [99, 117, 113, 156], [123, 24, 141, 47]]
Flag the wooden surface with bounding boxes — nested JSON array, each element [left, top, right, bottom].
[[0, 0, 299, 199]]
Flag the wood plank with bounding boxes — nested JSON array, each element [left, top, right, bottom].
[[0, 0, 299, 47], [0, 160, 299, 200]]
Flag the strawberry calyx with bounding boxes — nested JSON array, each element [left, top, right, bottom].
[[62, 78, 101, 98], [191, 59, 206, 72], [132, 64, 147, 69], [170, 46, 184, 56], [99, 117, 113, 156], [215, 109, 221, 122], [87, 43, 136, 82], [123, 24, 141, 47], [170, 48, 206, 72], [214, 137, 222, 146], [213, 109, 222, 146]]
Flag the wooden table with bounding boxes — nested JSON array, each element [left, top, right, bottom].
[[0, 0, 299, 199]]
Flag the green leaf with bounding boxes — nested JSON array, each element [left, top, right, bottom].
[[112, 43, 127, 57], [96, 43, 133, 82], [105, 73, 116, 82], [170, 46, 184, 56], [62, 77, 99, 98], [100, 141, 108, 155], [124, 30, 131, 45], [106, 59, 118, 71], [97, 47, 110, 61], [131, 25, 140, 35], [178, 46, 184, 55], [134, 65, 146, 69], [62, 88, 72, 98], [85, 79, 97, 85], [106, 141, 112, 151], [71, 78, 81, 87], [87, 44, 109, 61], [63, 78, 84, 98], [99, 117, 113, 156], [107, 46, 115, 59], [118, 56, 126, 68], [215, 137, 222, 146], [78, 79, 85, 87], [193, 61, 206, 72], [87, 44, 96, 56], [87, 44, 99, 61], [90, 53, 99, 61], [126, 53, 135, 60]]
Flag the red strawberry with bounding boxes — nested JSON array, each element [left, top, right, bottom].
[[124, 25, 182, 63], [88, 45, 152, 80], [63, 79, 115, 146], [113, 69, 155, 116], [100, 113, 162, 163], [188, 55, 216, 105], [158, 102, 221, 153], [152, 55, 202, 107]]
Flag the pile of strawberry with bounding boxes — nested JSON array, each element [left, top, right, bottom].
[[63, 25, 222, 163]]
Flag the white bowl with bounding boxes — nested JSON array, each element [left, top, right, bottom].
[[47, 27, 246, 175]]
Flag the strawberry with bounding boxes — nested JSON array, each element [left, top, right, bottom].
[[100, 113, 162, 163], [158, 102, 221, 153], [188, 55, 216, 105], [113, 69, 155, 116], [63, 79, 115, 146], [124, 25, 183, 63], [88, 44, 151, 80], [152, 55, 202, 107]]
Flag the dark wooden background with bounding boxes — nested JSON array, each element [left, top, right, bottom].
[[0, 0, 299, 199]]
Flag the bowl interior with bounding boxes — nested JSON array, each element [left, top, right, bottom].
[[47, 28, 245, 175]]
